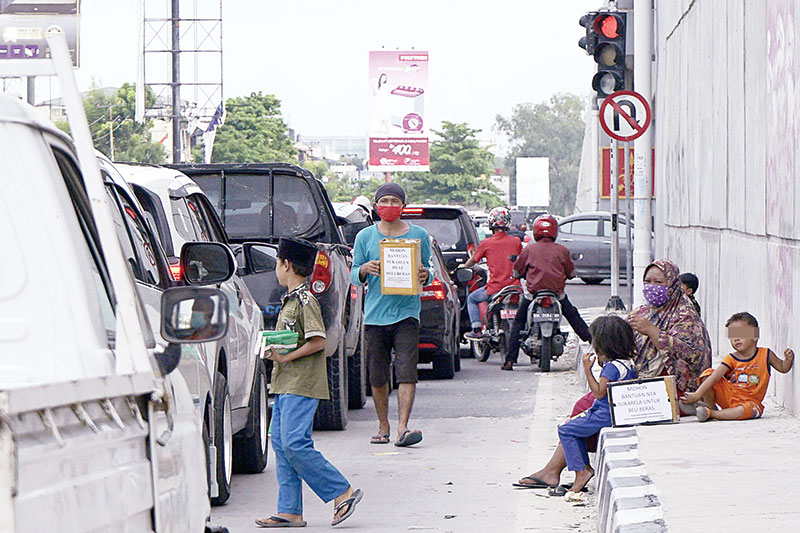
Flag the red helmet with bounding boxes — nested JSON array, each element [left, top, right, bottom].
[[532, 214, 558, 241]]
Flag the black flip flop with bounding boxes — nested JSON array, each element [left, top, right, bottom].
[[512, 476, 554, 489], [331, 488, 363, 526], [394, 430, 423, 447], [254, 515, 307, 528], [370, 433, 390, 444]]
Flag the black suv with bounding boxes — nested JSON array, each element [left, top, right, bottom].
[[400, 205, 480, 337], [171, 163, 366, 431]]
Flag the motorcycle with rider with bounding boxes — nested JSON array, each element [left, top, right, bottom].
[[502, 215, 593, 371]]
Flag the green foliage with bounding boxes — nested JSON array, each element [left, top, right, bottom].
[[397, 121, 502, 209], [84, 82, 166, 164], [325, 174, 384, 203], [211, 92, 297, 163], [301, 159, 329, 180], [495, 93, 585, 216]]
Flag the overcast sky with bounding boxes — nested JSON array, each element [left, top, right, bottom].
[[68, 0, 599, 146]]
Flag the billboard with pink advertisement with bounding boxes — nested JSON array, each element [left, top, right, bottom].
[[368, 50, 429, 172]]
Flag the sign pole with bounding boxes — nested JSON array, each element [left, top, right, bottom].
[[606, 139, 625, 311], [625, 143, 633, 306]]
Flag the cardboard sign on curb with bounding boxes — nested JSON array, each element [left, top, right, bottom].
[[608, 375, 679, 427]]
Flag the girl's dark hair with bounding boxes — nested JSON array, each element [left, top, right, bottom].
[[590, 315, 636, 360], [725, 312, 758, 328]]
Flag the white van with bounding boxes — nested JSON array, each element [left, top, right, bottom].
[[0, 31, 229, 532]]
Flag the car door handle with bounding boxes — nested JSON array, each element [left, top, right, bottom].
[[561, 238, 573, 242], [602, 240, 611, 244]]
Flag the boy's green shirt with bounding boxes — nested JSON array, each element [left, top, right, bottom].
[[270, 281, 329, 400]]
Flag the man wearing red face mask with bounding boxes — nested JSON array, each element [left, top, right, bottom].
[[350, 183, 432, 448]]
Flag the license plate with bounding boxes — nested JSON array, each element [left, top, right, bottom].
[[500, 309, 516, 319], [532, 313, 555, 320]]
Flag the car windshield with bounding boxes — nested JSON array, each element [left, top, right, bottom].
[[408, 218, 465, 251], [192, 173, 319, 240]]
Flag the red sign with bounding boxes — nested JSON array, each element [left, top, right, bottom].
[[369, 138, 429, 170], [600, 147, 655, 199]]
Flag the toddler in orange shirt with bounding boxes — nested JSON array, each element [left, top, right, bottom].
[[681, 312, 794, 422]]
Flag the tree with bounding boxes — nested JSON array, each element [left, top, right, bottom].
[[495, 93, 585, 216], [397, 121, 501, 208], [77, 82, 166, 164], [211, 92, 297, 163]]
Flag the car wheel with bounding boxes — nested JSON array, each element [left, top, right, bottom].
[[347, 329, 367, 409], [432, 348, 455, 379], [233, 361, 270, 474], [211, 372, 233, 505], [581, 277, 604, 285], [314, 338, 349, 431]]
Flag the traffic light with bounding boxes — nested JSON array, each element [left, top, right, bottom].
[[579, 11, 627, 97]]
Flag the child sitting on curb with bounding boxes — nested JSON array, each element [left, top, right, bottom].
[[556, 315, 638, 497], [681, 312, 794, 422]]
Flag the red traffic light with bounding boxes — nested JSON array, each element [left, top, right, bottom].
[[593, 14, 624, 40]]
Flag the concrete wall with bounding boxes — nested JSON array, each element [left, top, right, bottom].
[[654, 0, 800, 414]]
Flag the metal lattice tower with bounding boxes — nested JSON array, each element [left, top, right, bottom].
[[141, 0, 222, 163]]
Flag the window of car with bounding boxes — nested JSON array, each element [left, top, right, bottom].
[[105, 184, 162, 287], [193, 173, 320, 240], [186, 196, 212, 241], [401, 209, 468, 251], [601, 218, 628, 237], [170, 196, 199, 243], [189, 193, 227, 243], [52, 149, 117, 344], [568, 219, 599, 236]]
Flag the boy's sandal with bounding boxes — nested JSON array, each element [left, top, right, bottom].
[[331, 488, 363, 526], [255, 515, 307, 528]]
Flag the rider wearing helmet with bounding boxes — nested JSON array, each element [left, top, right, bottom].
[[460, 207, 522, 340], [502, 214, 591, 370]]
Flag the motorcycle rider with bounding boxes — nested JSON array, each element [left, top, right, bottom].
[[502, 214, 592, 371], [461, 207, 522, 340]]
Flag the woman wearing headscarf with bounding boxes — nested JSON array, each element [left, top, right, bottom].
[[513, 259, 712, 491]]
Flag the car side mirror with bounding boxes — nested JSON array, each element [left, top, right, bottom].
[[241, 242, 278, 274], [336, 215, 349, 226], [455, 268, 474, 284], [180, 241, 235, 285], [160, 287, 229, 353], [571, 252, 584, 261]]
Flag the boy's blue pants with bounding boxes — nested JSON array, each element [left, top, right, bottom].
[[557, 407, 611, 472], [272, 394, 350, 515]]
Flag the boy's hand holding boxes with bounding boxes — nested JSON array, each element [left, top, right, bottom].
[[260, 330, 299, 359]]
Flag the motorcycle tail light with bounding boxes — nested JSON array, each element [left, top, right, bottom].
[[540, 296, 553, 308], [421, 278, 447, 301], [310, 250, 332, 294]]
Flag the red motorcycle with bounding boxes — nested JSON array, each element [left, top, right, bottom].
[[470, 284, 523, 362]]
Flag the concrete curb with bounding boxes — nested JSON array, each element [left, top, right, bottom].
[[595, 428, 667, 533]]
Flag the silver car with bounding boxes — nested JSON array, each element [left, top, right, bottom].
[[115, 163, 267, 505]]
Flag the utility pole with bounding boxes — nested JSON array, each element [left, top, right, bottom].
[[633, 0, 654, 307], [109, 105, 115, 160], [171, 0, 181, 164]]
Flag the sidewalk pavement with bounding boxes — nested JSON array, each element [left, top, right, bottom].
[[635, 401, 800, 531]]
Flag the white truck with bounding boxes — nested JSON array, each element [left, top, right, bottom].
[[0, 30, 228, 531]]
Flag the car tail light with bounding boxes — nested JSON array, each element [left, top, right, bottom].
[[418, 343, 438, 349], [350, 284, 358, 300], [402, 207, 424, 215], [310, 250, 332, 294], [540, 296, 553, 308], [467, 242, 476, 254], [421, 278, 447, 301], [168, 257, 182, 281]]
